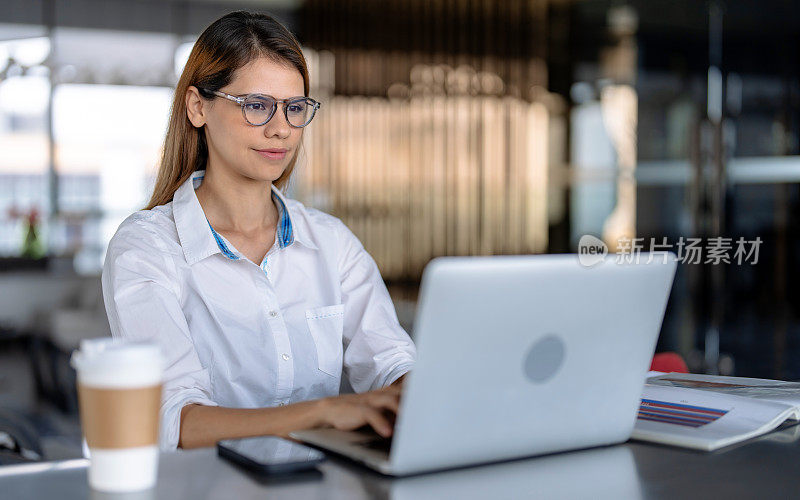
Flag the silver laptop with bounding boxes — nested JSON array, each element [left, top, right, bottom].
[[291, 253, 677, 476]]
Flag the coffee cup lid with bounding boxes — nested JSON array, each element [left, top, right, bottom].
[[71, 338, 164, 375]]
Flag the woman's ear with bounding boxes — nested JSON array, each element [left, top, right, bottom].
[[185, 86, 207, 128]]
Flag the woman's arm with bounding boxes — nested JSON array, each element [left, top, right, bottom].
[[178, 400, 322, 449], [178, 385, 402, 449]]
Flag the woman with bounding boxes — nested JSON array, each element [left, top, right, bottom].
[[101, 11, 416, 451]]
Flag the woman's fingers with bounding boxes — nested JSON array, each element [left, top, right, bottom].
[[363, 407, 393, 437], [320, 387, 404, 436]]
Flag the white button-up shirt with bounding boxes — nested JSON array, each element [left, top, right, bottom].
[[101, 170, 416, 451]]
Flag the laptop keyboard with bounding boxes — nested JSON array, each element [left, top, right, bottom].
[[362, 435, 393, 453], [352, 426, 394, 453]]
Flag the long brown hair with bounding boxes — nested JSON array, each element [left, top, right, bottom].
[[145, 11, 310, 210]]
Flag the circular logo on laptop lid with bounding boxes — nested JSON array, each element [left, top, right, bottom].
[[523, 334, 566, 383]]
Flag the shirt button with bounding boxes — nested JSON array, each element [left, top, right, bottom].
[[282, 353, 290, 361], [269, 310, 278, 318]]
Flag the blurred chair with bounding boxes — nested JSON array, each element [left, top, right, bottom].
[[32, 278, 110, 414], [650, 352, 689, 373], [0, 272, 110, 414], [0, 408, 44, 465]]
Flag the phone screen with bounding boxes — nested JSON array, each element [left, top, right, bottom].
[[218, 436, 325, 468]]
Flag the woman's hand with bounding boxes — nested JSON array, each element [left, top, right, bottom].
[[316, 385, 402, 437], [178, 383, 408, 448]]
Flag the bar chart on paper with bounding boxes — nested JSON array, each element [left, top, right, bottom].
[[637, 399, 729, 428]]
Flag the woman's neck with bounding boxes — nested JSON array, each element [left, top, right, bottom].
[[194, 166, 278, 234]]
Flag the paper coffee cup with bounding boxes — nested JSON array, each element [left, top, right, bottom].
[[71, 338, 164, 492]]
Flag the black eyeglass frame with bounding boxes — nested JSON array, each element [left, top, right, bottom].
[[202, 89, 321, 128]]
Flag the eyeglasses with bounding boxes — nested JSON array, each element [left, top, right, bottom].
[[202, 89, 321, 128]]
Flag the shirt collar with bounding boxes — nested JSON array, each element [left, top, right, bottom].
[[172, 170, 317, 266], [270, 185, 320, 251], [269, 183, 295, 249]]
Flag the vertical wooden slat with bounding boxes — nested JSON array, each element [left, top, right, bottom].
[[296, 1, 557, 280]]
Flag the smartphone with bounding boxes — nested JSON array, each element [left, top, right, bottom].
[[217, 436, 325, 475]]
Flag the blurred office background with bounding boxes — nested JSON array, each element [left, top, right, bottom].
[[1, 0, 800, 462]]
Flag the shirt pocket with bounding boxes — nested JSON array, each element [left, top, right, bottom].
[[305, 304, 345, 377]]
